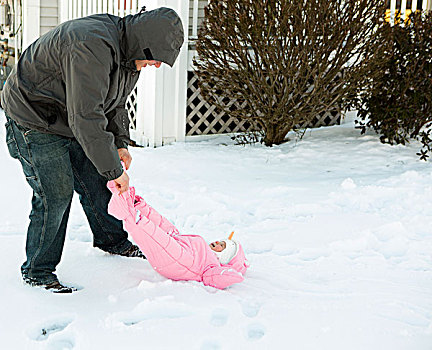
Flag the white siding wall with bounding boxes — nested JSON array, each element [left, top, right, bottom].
[[40, 0, 58, 35], [188, 0, 206, 38]]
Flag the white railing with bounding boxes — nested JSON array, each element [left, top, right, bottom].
[[64, 0, 140, 21], [388, 0, 430, 25], [62, 0, 205, 32]]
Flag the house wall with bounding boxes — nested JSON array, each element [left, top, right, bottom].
[[40, 0, 58, 36], [188, 0, 206, 37]]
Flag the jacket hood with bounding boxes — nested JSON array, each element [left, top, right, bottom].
[[121, 7, 184, 67], [225, 241, 249, 275]]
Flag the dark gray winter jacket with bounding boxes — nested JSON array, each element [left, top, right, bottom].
[[1, 7, 184, 180]]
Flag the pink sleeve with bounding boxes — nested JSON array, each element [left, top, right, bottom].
[[202, 266, 244, 290], [107, 181, 136, 221], [107, 183, 191, 271], [134, 196, 179, 235], [126, 214, 185, 260]]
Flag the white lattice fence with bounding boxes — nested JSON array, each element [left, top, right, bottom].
[[186, 72, 256, 135], [186, 71, 341, 136], [125, 87, 138, 130]]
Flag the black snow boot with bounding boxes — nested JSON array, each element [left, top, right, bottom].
[[23, 277, 78, 293], [43, 281, 78, 293], [110, 244, 146, 259]]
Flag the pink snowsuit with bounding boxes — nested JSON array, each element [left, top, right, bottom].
[[107, 183, 248, 289]]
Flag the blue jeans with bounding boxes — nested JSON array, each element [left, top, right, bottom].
[[5, 117, 131, 284]]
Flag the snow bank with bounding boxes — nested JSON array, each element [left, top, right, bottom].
[[1, 115, 431, 349]]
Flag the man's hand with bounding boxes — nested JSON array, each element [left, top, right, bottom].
[[113, 171, 129, 194], [118, 148, 132, 170]]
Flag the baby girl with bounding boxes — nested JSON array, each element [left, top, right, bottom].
[[107, 182, 248, 289]]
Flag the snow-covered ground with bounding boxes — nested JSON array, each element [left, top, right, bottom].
[[1, 112, 431, 350]]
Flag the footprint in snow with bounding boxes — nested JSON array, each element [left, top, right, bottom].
[[119, 299, 193, 326], [26, 316, 74, 341], [46, 337, 75, 350], [246, 323, 266, 341], [200, 340, 221, 350], [209, 308, 229, 327], [240, 299, 262, 318]]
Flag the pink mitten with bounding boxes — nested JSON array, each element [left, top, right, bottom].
[[202, 265, 244, 290], [107, 182, 136, 221]]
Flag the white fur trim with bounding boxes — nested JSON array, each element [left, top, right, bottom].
[[218, 240, 239, 264]]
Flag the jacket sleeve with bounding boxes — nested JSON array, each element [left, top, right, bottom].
[[61, 40, 123, 180], [106, 96, 130, 150], [202, 265, 244, 290]]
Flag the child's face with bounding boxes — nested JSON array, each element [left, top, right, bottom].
[[209, 241, 226, 252]]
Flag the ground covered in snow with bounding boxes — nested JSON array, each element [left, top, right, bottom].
[[0, 112, 431, 349]]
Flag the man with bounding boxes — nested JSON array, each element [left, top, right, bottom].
[[1, 7, 184, 293]]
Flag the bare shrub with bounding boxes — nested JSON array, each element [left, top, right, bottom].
[[353, 11, 432, 160], [194, 0, 386, 146]]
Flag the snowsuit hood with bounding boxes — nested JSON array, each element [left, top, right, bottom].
[[224, 241, 248, 275], [121, 7, 184, 67]]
